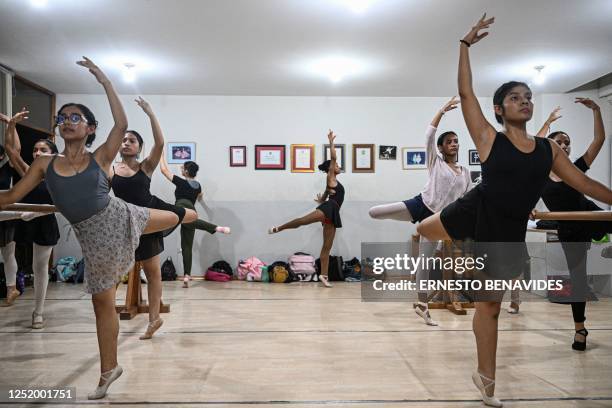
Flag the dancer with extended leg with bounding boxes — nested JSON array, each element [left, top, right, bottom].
[[0, 140, 18, 307], [269, 130, 344, 288], [0, 57, 180, 399], [111, 97, 198, 339], [416, 15, 612, 406], [369, 96, 471, 324], [160, 151, 230, 287]]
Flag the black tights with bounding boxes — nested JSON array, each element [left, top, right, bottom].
[[560, 241, 589, 324]]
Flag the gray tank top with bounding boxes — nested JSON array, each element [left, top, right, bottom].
[[45, 153, 111, 224]]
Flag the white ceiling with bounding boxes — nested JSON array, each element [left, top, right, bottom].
[[1, 0, 611, 96]]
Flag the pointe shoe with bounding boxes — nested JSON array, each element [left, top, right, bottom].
[[472, 371, 503, 407], [139, 318, 163, 340], [216, 226, 231, 234], [87, 365, 123, 400], [506, 302, 520, 314], [414, 302, 438, 326], [319, 275, 333, 288], [1, 289, 20, 307], [32, 311, 44, 329], [268, 226, 279, 234], [183, 276, 189, 288]]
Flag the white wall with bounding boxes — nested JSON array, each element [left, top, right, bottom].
[[52, 91, 611, 274]]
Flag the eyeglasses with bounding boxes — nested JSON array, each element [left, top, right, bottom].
[[55, 113, 88, 126]]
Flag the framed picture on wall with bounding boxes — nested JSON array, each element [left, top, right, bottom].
[[379, 145, 397, 160], [352, 144, 375, 173], [323, 143, 346, 172], [291, 144, 315, 173], [229, 146, 247, 167], [469, 149, 481, 165], [255, 145, 286, 170], [470, 170, 482, 184], [167, 142, 196, 164], [402, 147, 427, 169]]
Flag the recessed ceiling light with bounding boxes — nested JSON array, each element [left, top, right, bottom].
[[308, 56, 365, 83], [533, 65, 546, 85], [335, 0, 379, 14], [30, 0, 47, 8], [122, 63, 136, 83]]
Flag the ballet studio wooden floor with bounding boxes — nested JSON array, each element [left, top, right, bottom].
[[1, 280, 611, 408]]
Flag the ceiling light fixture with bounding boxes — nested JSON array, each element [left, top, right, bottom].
[[309, 56, 363, 83], [30, 0, 47, 7], [336, 0, 379, 14], [533, 65, 546, 85], [122, 63, 136, 83]]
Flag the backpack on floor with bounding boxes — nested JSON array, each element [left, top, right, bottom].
[[205, 268, 232, 282], [343, 257, 362, 281], [268, 261, 294, 283], [288, 252, 318, 281], [315, 256, 344, 281], [161, 257, 177, 281], [54, 256, 78, 283], [211, 260, 233, 276], [236, 256, 266, 281]]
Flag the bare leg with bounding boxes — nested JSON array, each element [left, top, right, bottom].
[[92, 286, 119, 384], [275, 210, 325, 232], [417, 212, 451, 241], [473, 301, 501, 397], [139, 255, 163, 340], [143, 209, 180, 234], [369, 202, 413, 222], [319, 223, 336, 287]]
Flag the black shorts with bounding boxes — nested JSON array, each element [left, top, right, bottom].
[[15, 215, 60, 246], [403, 194, 435, 224]]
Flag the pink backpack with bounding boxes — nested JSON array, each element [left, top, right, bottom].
[[288, 253, 317, 281], [205, 268, 232, 282], [236, 257, 266, 281]]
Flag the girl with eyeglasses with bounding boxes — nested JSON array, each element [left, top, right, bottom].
[[0, 57, 181, 400]]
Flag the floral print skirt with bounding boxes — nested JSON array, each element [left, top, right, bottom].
[[72, 197, 149, 294]]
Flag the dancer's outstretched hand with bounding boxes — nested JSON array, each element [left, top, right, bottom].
[[77, 57, 109, 85], [441, 96, 460, 113], [462, 13, 495, 46], [327, 129, 336, 143], [315, 193, 324, 203], [575, 97, 600, 111], [135, 96, 153, 116], [0, 109, 29, 125], [546, 106, 562, 123]]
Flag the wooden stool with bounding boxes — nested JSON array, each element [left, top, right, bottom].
[[115, 262, 170, 320]]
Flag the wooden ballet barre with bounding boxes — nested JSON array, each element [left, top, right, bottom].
[[534, 210, 612, 221], [2, 203, 57, 213]]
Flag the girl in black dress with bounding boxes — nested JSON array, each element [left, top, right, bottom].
[[269, 130, 343, 288], [538, 100, 610, 350], [417, 14, 612, 407], [111, 97, 198, 339], [2, 110, 59, 329]]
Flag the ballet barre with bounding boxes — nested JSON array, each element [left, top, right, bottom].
[[2, 203, 57, 213], [534, 210, 612, 221]]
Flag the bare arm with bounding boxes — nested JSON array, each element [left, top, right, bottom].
[[159, 148, 174, 181], [136, 97, 165, 176], [1, 111, 29, 176], [576, 98, 606, 167], [550, 140, 612, 205], [536, 106, 562, 138], [327, 130, 337, 187], [0, 157, 47, 206], [75, 57, 128, 166], [458, 14, 497, 156]]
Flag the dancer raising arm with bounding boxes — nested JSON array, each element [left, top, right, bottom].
[[369, 96, 471, 324], [2, 109, 59, 329], [111, 97, 199, 339], [0, 58, 180, 400], [269, 130, 344, 288], [159, 146, 230, 287], [416, 15, 612, 407]]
